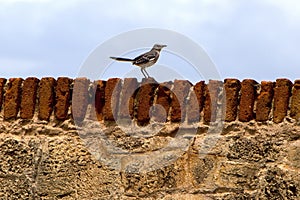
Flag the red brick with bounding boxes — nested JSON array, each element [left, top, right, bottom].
[[238, 79, 257, 122], [224, 79, 241, 122], [203, 80, 223, 123], [186, 81, 205, 123], [4, 78, 23, 120], [273, 79, 292, 123], [136, 78, 158, 125], [0, 78, 7, 111], [38, 77, 56, 121], [54, 77, 72, 120], [118, 78, 138, 120], [152, 81, 172, 123], [103, 78, 122, 121], [170, 80, 192, 122], [255, 81, 274, 121], [93, 80, 106, 121], [290, 80, 300, 120], [20, 77, 39, 119], [72, 78, 90, 122]]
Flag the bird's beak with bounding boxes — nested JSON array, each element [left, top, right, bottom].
[[162, 45, 167, 48]]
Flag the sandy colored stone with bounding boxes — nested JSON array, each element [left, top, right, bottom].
[[72, 77, 90, 122], [203, 80, 223, 122], [186, 81, 205, 123], [273, 78, 292, 123], [118, 78, 138, 120], [290, 80, 300, 120], [0, 77, 300, 199]]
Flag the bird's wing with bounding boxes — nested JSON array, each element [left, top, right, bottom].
[[133, 51, 158, 65]]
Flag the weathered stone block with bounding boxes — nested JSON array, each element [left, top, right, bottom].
[[224, 78, 241, 122], [20, 77, 39, 119], [4, 78, 23, 120], [238, 79, 257, 122], [38, 77, 56, 121], [273, 78, 292, 123]]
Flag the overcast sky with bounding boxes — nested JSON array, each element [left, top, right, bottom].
[[0, 0, 300, 82]]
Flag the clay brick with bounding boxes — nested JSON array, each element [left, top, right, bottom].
[[238, 79, 257, 122], [94, 80, 106, 121], [54, 77, 72, 120], [4, 78, 23, 120], [203, 80, 223, 123], [136, 78, 158, 125], [273, 79, 292, 123], [224, 79, 241, 122], [290, 80, 300, 120], [186, 81, 205, 123], [38, 77, 56, 121], [103, 78, 122, 121], [72, 78, 90, 122], [255, 81, 274, 121], [20, 77, 39, 119], [118, 78, 138, 120], [0, 78, 7, 111], [152, 81, 172, 123], [171, 80, 192, 122]]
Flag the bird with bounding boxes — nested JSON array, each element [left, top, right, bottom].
[[110, 44, 167, 78]]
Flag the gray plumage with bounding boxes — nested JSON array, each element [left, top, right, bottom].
[[110, 44, 167, 78]]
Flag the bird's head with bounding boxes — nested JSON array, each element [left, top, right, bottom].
[[152, 44, 167, 51]]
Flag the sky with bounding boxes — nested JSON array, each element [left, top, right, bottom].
[[1, 0, 300, 82]]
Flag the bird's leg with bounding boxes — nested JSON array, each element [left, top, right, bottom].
[[141, 68, 147, 78], [144, 69, 150, 78]]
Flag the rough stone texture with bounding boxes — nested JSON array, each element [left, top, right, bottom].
[[136, 78, 158, 125], [170, 80, 192, 122], [256, 81, 274, 121], [54, 77, 72, 120], [273, 78, 292, 123], [203, 80, 223, 122], [38, 77, 56, 121], [0, 77, 300, 199], [72, 78, 90, 122], [94, 80, 106, 121], [0, 78, 7, 111], [238, 79, 257, 122], [20, 77, 39, 119], [103, 78, 122, 121], [0, 119, 299, 199], [224, 78, 241, 122], [4, 78, 23, 120], [118, 78, 138, 120], [152, 81, 172, 123], [186, 81, 205, 123], [290, 80, 300, 120]]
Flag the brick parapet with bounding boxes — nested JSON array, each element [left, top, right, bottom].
[[0, 77, 299, 124]]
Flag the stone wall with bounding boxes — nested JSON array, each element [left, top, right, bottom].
[[0, 77, 299, 199]]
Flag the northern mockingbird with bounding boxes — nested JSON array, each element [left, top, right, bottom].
[[110, 44, 167, 78]]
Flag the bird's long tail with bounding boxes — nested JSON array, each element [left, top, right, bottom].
[[110, 57, 134, 62]]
